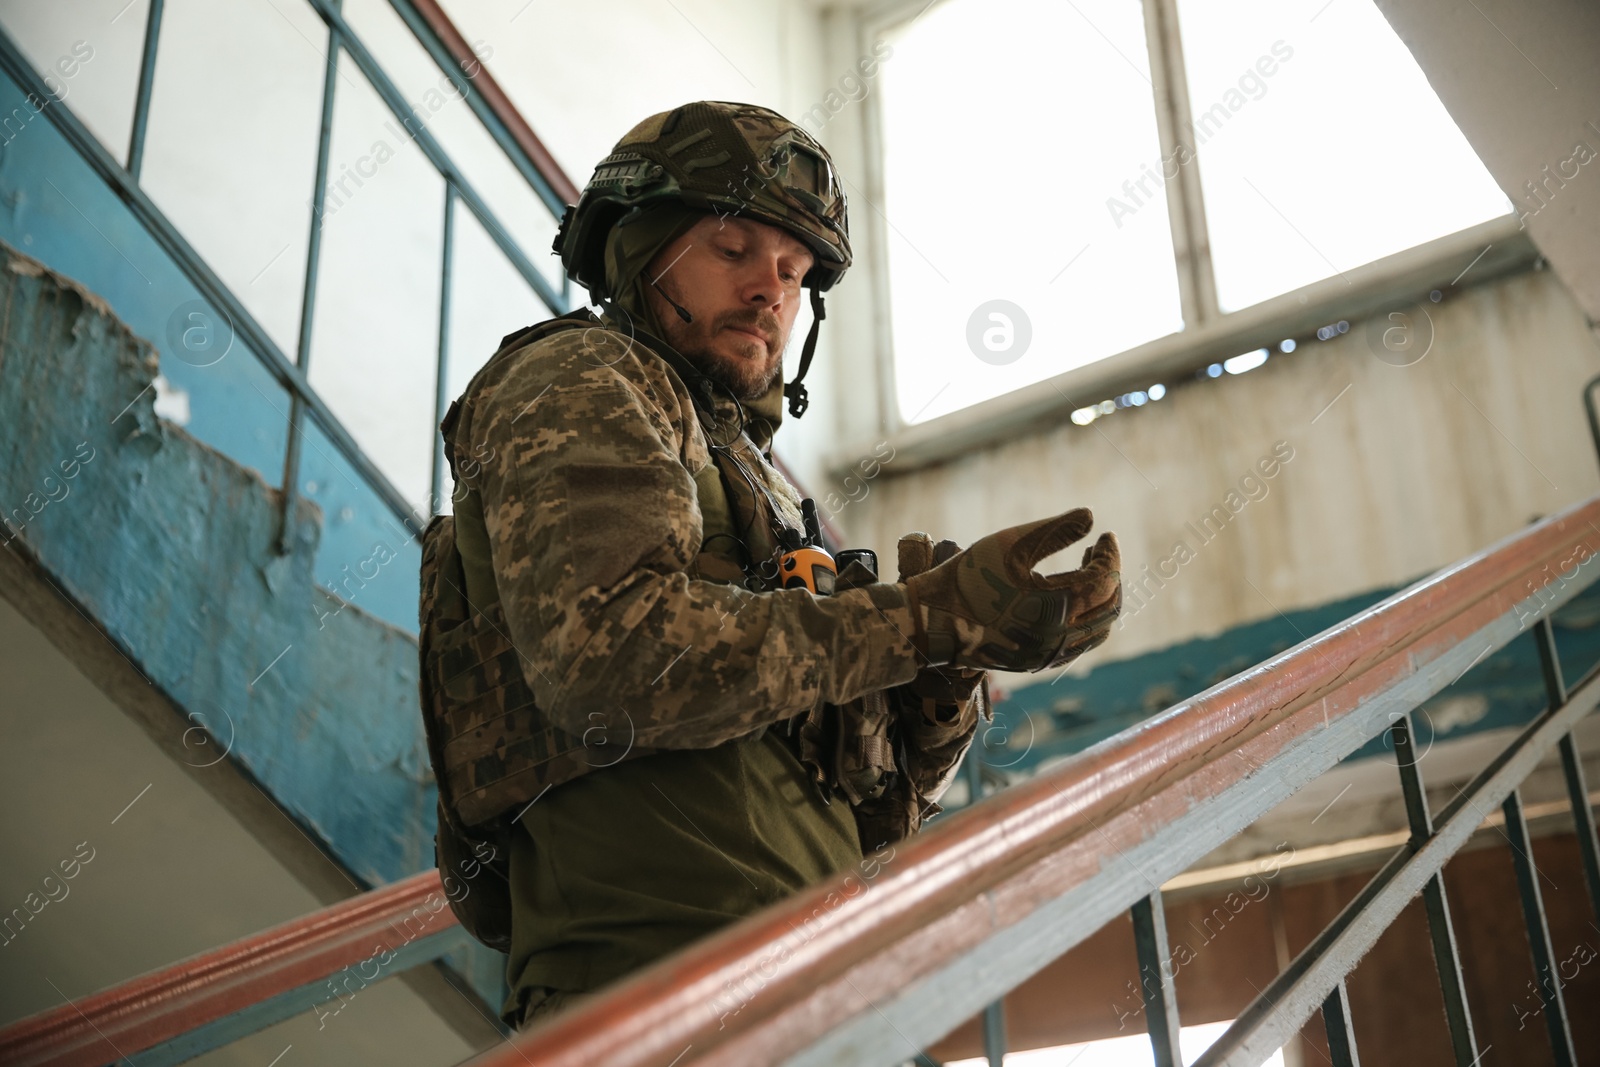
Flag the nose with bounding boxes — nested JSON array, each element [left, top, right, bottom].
[[739, 254, 788, 310]]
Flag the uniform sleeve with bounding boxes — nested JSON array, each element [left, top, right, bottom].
[[470, 333, 921, 750]]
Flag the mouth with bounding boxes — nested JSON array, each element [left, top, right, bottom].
[[724, 326, 770, 351]]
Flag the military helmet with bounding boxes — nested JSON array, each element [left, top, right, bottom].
[[555, 101, 851, 297]]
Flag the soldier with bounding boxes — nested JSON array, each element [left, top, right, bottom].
[[418, 101, 1122, 1029]]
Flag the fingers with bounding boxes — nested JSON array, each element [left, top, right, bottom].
[[898, 531, 935, 582], [1080, 531, 1120, 572], [931, 538, 961, 566], [1001, 508, 1094, 584]]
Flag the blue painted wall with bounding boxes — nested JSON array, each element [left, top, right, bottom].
[[0, 63, 421, 633], [0, 237, 510, 1004]]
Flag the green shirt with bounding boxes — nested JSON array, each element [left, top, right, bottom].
[[504, 726, 860, 1012]]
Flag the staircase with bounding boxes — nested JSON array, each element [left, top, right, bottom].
[[1, 2, 1598, 1066], [0, 0, 571, 1032]]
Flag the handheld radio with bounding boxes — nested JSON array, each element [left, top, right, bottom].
[[777, 499, 837, 595]]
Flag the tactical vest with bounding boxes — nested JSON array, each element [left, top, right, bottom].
[[418, 312, 828, 948]]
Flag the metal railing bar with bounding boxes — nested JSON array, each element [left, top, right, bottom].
[[1584, 373, 1600, 474], [1501, 788, 1577, 1066], [1391, 714, 1435, 842], [1558, 735, 1600, 920], [1390, 715, 1479, 1064], [1534, 613, 1600, 920], [301, 0, 564, 314], [1434, 681, 1576, 834], [1190, 847, 1408, 1067], [1417, 878, 1478, 1065], [1534, 616, 1568, 705], [111, 926, 472, 1067], [431, 182, 455, 515], [384, 0, 577, 213], [0, 871, 460, 1067], [277, 3, 344, 554], [1190, 664, 1600, 1067], [980, 1001, 1006, 1067], [0, 26, 426, 538], [472, 503, 1600, 1067], [1131, 893, 1183, 1067], [124, 0, 164, 180], [1320, 979, 1359, 1067], [1164, 785, 1600, 896]]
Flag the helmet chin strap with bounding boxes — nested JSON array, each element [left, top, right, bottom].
[[782, 287, 825, 419]]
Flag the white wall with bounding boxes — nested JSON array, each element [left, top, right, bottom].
[[0, 592, 497, 1062], [0, 0, 833, 510]]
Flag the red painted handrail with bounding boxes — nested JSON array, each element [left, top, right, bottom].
[[5, 495, 1592, 1067], [449, 496, 1600, 1067], [406, 0, 581, 207], [0, 871, 458, 1067]]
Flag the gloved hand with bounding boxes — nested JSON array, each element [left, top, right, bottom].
[[898, 533, 986, 704], [902, 509, 1121, 672]]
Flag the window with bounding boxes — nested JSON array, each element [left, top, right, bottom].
[[875, 0, 1512, 425], [1174, 0, 1511, 311], [878, 0, 1185, 425]]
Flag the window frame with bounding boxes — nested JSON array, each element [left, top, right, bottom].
[[853, 0, 1526, 469]]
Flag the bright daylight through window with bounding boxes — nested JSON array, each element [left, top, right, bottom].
[[878, 0, 1183, 425], [1173, 0, 1511, 312], [946, 1019, 1287, 1066], [878, 0, 1512, 425]]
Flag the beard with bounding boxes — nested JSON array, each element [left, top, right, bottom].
[[657, 306, 785, 402]]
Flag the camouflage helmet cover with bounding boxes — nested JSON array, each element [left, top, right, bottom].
[[555, 101, 851, 297]]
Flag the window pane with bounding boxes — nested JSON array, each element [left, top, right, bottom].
[[1174, 0, 1513, 312], [880, 0, 1184, 425]]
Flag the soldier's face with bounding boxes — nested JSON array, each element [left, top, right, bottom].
[[643, 214, 815, 402]]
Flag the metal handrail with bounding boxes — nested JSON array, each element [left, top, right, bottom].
[[0, 0, 577, 545], [0, 872, 465, 1067], [386, 0, 581, 211], [2, 507, 1595, 1066], [450, 495, 1600, 1067]]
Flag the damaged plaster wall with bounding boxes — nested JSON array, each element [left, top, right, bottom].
[[0, 240, 434, 888], [844, 265, 1600, 689]]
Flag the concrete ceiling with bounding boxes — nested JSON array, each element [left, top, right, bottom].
[[1373, 0, 1599, 324]]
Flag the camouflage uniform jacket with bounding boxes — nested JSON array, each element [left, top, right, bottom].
[[435, 310, 984, 852]]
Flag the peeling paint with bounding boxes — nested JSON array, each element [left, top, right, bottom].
[[0, 239, 435, 889]]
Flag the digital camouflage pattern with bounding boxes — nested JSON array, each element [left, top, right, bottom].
[[422, 310, 933, 839], [417, 513, 518, 948], [420, 307, 995, 954], [792, 551, 992, 851], [556, 101, 850, 297]]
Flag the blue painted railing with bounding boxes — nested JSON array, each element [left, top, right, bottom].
[[0, 0, 574, 631]]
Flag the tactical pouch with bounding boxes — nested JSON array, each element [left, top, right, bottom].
[[419, 514, 518, 950], [433, 799, 514, 952], [791, 557, 901, 807]]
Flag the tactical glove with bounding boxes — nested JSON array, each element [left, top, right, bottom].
[[898, 533, 986, 706], [902, 509, 1121, 672]]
